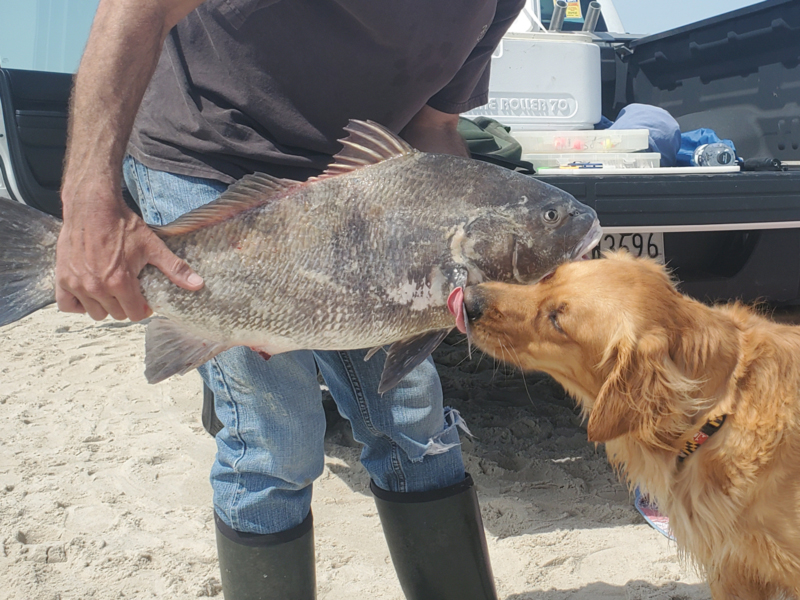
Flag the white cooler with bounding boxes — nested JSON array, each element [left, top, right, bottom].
[[464, 31, 602, 131]]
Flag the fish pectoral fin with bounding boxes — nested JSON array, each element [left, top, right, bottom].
[[364, 345, 385, 361], [144, 318, 229, 384], [378, 328, 452, 395]]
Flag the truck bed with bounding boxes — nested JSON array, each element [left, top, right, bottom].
[[539, 170, 800, 303]]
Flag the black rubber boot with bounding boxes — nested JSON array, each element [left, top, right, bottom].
[[371, 474, 498, 600], [215, 511, 316, 600], [202, 383, 224, 437]]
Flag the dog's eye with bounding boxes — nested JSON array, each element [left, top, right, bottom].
[[543, 208, 560, 224], [549, 310, 564, 333], [487, 307, 504, 321]]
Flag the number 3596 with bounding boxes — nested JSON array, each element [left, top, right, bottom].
[[591, 232, 665, 263]]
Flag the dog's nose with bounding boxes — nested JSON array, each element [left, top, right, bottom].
[[462, 286, 486, 322]]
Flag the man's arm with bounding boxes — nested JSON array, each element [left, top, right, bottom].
[[400, 105, 470, 157], [58, 0, 206, 322]]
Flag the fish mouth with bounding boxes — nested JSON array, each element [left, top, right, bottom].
[[450, 220, 604, 333], [534, 219, 603, 284], [570, 218, 603, 260]]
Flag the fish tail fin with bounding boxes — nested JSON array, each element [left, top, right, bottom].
[[0, 199, 60, 327]]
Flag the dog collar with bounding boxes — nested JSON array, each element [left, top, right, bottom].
[[677, 415, 727, 464]]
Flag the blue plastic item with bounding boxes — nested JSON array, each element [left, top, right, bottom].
[[596, 104, 681, 167], [678, 128, 737, 167]]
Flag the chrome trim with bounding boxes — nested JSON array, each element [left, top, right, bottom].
[[603, 222, 800, 234], [0, 93, 26, 204], [594, 0, 625, 33]]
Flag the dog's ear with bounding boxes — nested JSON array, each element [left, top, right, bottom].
[[672, 304, 741, 393], [587, 330, 696, 444]]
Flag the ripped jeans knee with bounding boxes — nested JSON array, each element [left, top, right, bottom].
[[315, 349, 469, 494], [392, 406, 472, 463]]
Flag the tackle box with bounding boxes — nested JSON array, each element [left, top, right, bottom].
[[514, 128, 650, 154], [527, 152, 661, 170]]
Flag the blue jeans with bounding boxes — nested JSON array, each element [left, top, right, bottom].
[[122, 157, 466, 535]]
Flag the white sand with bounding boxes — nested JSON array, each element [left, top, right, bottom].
[[0, 306, 710, 599]]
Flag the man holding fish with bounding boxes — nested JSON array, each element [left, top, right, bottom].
[[34, 0, 597, 598]]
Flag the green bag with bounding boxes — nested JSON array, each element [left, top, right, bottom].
[[457, 116, 535, 174]]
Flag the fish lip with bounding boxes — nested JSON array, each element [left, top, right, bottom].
[[570, 219, 603, 260], [529, 221, 602, 285]]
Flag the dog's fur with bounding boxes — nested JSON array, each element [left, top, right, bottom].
[[465, 251, 800, 598]]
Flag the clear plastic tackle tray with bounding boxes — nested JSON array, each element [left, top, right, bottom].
[[526, 152, 662, 171], [514, 129, 651, 154]]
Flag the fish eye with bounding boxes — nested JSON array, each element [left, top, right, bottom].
[[543, 208, 560, 224]]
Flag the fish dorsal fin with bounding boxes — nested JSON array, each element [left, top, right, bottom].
[[152, 173, 296, 237], [312, 119, 417, 181]]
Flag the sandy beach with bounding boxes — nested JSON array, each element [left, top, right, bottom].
[[0, 306, 711, 599]]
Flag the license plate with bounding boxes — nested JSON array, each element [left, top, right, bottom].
[[590, 232, 665, 263]]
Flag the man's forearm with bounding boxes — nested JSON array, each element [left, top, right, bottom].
[[62, 0, 203, 210], [56, 0, 207, 322], [401, 105, 470, 157]]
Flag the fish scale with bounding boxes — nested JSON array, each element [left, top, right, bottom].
[[0, 120, 601, 393]]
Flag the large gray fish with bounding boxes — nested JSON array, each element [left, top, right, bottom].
[[0, 120, 600, 393]]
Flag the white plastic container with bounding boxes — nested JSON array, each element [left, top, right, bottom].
[[514, 129, 651, 154], [526, 152, 662, 170], [464, 32, 602, 131]]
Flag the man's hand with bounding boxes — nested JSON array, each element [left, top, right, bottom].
[[56, 183, 203, 322]]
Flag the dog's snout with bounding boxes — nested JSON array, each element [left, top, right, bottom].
[[463, 286, 487, 322]]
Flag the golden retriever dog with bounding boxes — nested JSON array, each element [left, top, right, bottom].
[[458, 251, 800, 599]]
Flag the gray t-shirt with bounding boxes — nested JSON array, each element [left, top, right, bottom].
[[127, 0, 524, 184]]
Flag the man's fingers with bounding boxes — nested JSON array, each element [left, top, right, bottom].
[[53, 211, 199, 323], [100, 296, 127, 321], [55, 287, 87, 315], [59, 278, 148, 322], [149, 240, 204, 291], [60, 277, 127, 320], [72, 292, 110, 321], [114, 279, 153, 322]]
